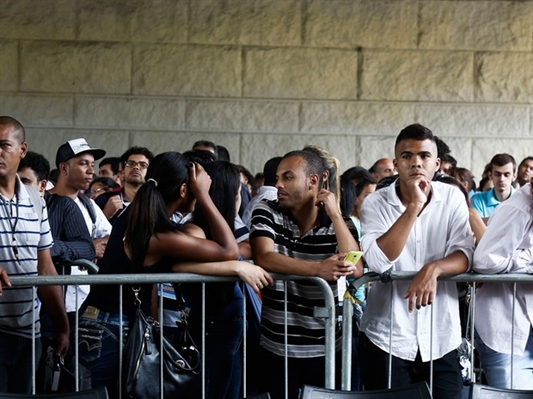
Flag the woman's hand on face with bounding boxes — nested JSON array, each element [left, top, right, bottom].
[[188, 162, 212, 199]]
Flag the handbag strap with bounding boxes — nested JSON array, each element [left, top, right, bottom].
[[465, 284, 473, 338], [132, 287, 142, 307]]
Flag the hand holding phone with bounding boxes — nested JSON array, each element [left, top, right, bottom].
[[344, 250, 363, 265]]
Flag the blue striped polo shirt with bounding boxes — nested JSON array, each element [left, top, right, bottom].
[[0, 177, 53, 338]]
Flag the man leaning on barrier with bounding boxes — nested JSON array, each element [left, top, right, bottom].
[[0, 116, 69, 393], [472, 176, 533, 390], [359, 123, 475, 399], [250, 149, 363, 399]]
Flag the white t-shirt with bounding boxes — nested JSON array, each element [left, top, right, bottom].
[[63, 196, 112, 312]]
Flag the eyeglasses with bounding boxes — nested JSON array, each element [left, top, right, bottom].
[[124, 160, 149, 170]]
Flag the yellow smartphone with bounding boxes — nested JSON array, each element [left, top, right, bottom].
[[344, 250, 363, 265]]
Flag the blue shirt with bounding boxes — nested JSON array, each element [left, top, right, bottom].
[[471, 187, 515, 218]]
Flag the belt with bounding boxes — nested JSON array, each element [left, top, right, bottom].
[[82, 305, 100, 319], [80, 306, 132, 324]]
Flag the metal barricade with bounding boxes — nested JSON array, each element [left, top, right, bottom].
[[341, 271, 533, 391], [9, 272, 338, 398]]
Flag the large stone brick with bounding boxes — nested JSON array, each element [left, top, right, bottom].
[[132, 0, 188, 43], [20, 41, 132, 94], [79, 0, 188, 43], [133, 44, 241, 97], [301, 101, 415, 135], [437, 137, 473, 172], [361, 50, 474, 102], [0, 93, 73, 126], [531, 106, 533, 135], [472, 138, 533, 180], [244, 48, 358, 99], [190, 0, 301, 46], [241, 133, 357, 175], [420, 2, 533, 51], [75, 96, 186, 130], [0, 40, 18, 92], [476, 52, 533, 104], [415, 104, 530, 137], [358, 136, 397, 170], [186, 100, 299, 132], [129, 131, 241, 160], [0, 0, 75, 40], [305, 0, 417, 49], [24, 128, 130, 165], [78, 0, 134, 42]]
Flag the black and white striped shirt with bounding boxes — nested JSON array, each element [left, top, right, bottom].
[[250, 199, 358, 358]]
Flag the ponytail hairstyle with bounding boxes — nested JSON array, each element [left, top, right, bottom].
[[303, 145, 341, 203], [191, 160, 240, 238], [124, 152, 189, 268]]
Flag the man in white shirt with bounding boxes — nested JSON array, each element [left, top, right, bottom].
[[360, 124, 475, 399], [0, 116, 69, 394], [472, 179, 533, 390]]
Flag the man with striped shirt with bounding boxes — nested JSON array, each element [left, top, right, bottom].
[[0, 116, 69, 394], [251, 149, 362, 399]]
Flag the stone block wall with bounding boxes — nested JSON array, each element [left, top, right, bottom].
[[0, 0, 532, 179]]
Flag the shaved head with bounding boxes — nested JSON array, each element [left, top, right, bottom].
[[0, 116, 25, 143]]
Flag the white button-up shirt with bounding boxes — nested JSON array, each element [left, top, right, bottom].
[[360, 181, 474, 362], [473, 183, 533, 356]]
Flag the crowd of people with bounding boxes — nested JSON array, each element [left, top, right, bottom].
[[0, 115, 531, 398]]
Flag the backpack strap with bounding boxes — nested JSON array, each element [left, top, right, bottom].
[[77, 193, 97, 224]]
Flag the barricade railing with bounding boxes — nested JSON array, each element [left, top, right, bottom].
[[341, 271, 533, 391], [9, 272, 338, 398]]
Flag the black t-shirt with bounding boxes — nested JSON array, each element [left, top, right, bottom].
[[84, 208, 172, 316]]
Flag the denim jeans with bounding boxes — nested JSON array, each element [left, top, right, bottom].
[[475, 328, 533, 389], [77, 307, 131, 399], [0, 331, 42, 394]]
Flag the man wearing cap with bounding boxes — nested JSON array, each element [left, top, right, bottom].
[[49, 138, 112, 315], [17, 151, 95, 266]]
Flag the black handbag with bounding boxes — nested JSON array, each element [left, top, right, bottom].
[[122, 288, 201, 399]]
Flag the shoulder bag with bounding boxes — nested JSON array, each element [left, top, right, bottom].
[[122, 288, 201, 399]]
